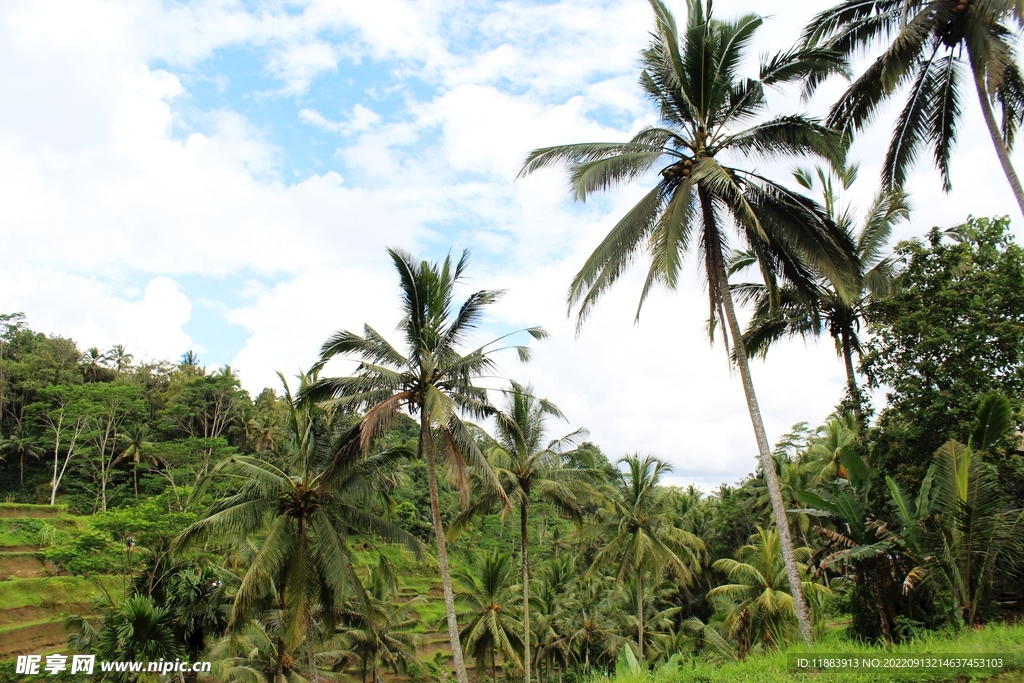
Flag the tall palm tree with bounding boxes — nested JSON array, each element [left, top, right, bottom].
[[734, 163, 909, 411], [582, 455, 702, 661], [453, 383, 594, 683], [119, 423, 154, 498], [1, 427, 44, 485], [519, 0, 857, 642], [176, 372, 420, 682], [299, 248, 546, 683], [456, 551, 523, 683], [804, 0, 1024, 217], [709, 527, 827, 656]]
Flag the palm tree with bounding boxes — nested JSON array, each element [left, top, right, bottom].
[[165, 566, 230, 683], [456, 551, 523, 683], [804, 0, 1024, 217], [582, 455, 702, 661], [735, 163, 909, 411], [175, 372, 421, 682], [896, 393, 1024, 625], [119, 423, 153, 498], [519, 0, 857, 642], [83, 347, 107, 382], [299, 248, 546, 683], [341, 567, 421, 683], [204, 618, 308, 683], [709, 527, 827, 656], [105, 344, 134, 372], [95, 595, 180, 683], [1, 427, 44, 485], [453, 383, 594, 683]]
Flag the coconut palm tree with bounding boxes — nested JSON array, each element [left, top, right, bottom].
[[452, 383, 595, 683], [341, 567, 421, 683], [0, 427, 44, 485], [119, 423, 153, 498], [299, 248, 546, 683], [456, 551, 523, 683], [709, 527, 827, 656], [804, 0, 1024, 217], [734, 163, 909, 411], [582, 455, 703, 661], [105, 345, 134, 372], [519, 0, 857, 642], [176, 372, 420, 682]]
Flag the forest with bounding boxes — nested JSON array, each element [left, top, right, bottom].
[[3, 0, 1024, 682]]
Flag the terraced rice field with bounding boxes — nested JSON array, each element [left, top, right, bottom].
[[0, 505, 106, 660]]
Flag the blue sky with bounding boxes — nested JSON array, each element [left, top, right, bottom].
[[2, 0, 1022, 488]]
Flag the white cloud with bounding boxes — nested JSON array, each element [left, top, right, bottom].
[[0, 273, 192, 362], [3, 0, 1024, 491]]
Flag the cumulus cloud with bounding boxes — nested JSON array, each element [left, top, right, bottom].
[[3, 0, 1023, 490]]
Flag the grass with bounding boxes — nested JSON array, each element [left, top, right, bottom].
[[607, 622, 1024, 683], [0, 576, 122, 610], [0, 616, 63, 634], [0, 504, 67, 518]]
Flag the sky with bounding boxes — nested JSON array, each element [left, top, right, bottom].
[[1, 0, 1021, 490]]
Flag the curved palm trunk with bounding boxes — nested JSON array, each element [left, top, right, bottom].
[[700, 189, 815, 644], [520, 500, 532, 683], [973, 67, 1024, 220], [421, 413, 471, 683]]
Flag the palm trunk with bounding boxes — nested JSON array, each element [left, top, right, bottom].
[[840, 332, 859, 407], [636, 572, 643, 661], [421, 413, 471, 683], [973, 66, 1024, 220], [520, 500, 532, 683], [300, 515, 318, 683], [700, 187, 814, 643]]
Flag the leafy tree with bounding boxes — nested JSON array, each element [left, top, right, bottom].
[[456, 551, 523, 683], [176, 373, 420, 681], [709, 527, 826, 656], [454, 383, 594, 683], [301, 248, 545, 683], [519, 0, 858, 641], [804, 0, 1024, 217], [78, 382, 146, 511], [862, 216, 1024, 496], [583, 455, 702, 661]]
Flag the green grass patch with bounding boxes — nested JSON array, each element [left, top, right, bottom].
[[0, 551, 45, 560], [0, 616, 64, 634], [0, 504, 66, 519], [614, 622, 1024, 683], [0, 576, 121, 611]]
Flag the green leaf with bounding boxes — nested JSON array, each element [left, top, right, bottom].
[[972, 392, 1012, 450], [838, 445, 868, 488]]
